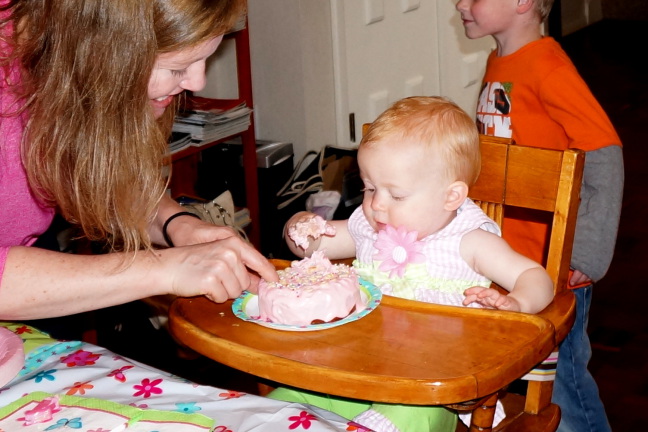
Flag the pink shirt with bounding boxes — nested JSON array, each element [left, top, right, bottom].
[[0, 62, 56, 286]]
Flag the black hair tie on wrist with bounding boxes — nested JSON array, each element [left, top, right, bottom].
[[162, 211, 201, 247]]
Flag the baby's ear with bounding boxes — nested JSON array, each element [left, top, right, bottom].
[[444, 181, 469, 211]]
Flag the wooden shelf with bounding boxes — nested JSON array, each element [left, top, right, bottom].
[[168, 19, 261, 248]]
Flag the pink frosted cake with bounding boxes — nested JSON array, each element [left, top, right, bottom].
[[258, 251, 364, 326]]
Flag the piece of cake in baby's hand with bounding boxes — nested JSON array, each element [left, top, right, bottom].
[[258, 251, 365, 326], [287, 215, 336, 250]]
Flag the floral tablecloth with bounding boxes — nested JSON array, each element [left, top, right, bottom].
[[0, 323, 371, 432]]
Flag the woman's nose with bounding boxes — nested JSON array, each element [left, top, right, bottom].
[[181, 62, 207, 92]]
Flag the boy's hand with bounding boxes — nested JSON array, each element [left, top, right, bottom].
[[463, 286, 522, 312], [570, 269, 592, 286]]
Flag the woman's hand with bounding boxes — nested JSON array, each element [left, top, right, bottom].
[[162, 235, 278, 302], [151, 196, 278, 301], [0, 239, 276, 320], [152, 195, 240, 248], [167, 215, 238, 247]]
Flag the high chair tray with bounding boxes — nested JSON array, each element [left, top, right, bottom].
[[169, 288, 556, 405]]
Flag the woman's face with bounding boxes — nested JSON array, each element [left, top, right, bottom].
[[148, 35, 223, 118]]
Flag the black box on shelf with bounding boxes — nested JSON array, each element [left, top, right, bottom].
[[197, 139, 294, 258]]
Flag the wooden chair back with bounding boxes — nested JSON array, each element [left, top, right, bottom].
[[466, 135, 584, 430], [470, 135, 584, 296]]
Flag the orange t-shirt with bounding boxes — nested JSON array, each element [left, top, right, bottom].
[[476, 37, 621, 277]]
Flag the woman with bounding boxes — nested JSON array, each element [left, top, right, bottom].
[[0, 0, 278, 320], [0, 2, 360, 430]]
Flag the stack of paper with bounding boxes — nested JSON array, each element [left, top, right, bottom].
[[168, 131, 193, 154], [171, 97, 252, 154]]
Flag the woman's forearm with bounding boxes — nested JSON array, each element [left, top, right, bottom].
[[0, 246, 166, 320]]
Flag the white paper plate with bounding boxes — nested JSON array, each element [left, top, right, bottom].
[[232, 279, 382, 331]]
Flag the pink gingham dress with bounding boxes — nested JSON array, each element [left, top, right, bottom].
[[349, 199, 501, 306]]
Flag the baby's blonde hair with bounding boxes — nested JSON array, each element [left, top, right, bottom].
[[361, 96, 481, 187]]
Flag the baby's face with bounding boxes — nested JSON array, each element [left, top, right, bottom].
[[358, 138, 456, 239]]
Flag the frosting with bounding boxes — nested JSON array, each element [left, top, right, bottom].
[[288, 216, 336, 250], [258, 251, 364, 326]]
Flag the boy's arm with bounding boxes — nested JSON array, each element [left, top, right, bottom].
[[571, 146, 624, 282], [539, 65, 623, 282]]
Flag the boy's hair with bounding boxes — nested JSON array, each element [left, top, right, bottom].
[[534, 0, 555, 22], [361, 96, 481, 186], [0, 0, 244, 254]]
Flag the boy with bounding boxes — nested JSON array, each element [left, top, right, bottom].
[[456, 1, 623, 431]]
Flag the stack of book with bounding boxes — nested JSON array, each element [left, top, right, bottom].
[[168, 131, 193, 154], [170, 97, 252, 155]]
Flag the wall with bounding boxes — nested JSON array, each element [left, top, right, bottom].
[[198, 0, 493, 161], [437, 0, 494, 116], [197, 0, 338, 162], [197, 0, 600, 162]]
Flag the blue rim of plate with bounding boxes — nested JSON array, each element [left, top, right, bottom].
[[232, 278, 382, 331]]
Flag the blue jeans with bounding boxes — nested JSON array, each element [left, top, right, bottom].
[[553, 285, 611, 432]]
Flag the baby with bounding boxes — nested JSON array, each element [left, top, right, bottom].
[[287, 96, 552, 313], [275, 96, 554, 432]]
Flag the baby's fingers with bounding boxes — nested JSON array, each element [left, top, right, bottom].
[[462, 288, 485, 306], [462, 294, 478, 306]]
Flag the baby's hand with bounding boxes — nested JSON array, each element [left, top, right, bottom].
[[463, 286, 521, 312], [287, 214, 336, 250]]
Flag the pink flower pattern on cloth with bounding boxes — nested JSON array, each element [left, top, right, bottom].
[[60, 349, 101, 367], [0, 321, 373, 432], [17, 396, 61, 425], [373, 226, 425, 278]]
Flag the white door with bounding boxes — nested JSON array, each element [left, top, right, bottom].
[[330, 0, 440, 146]]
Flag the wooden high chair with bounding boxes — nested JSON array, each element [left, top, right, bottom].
[[459, 135, 584, 431], [168, 135, 584, 432]]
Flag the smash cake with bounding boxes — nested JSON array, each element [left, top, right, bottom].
[[258, 251, 365, 326]]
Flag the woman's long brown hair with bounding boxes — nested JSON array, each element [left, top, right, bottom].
[[0, 0, 243, 254]]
